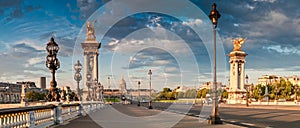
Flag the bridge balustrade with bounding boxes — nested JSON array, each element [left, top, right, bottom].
[[0, 101, 103, 128]]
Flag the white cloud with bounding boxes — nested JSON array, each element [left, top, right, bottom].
[[253, 0, 277, 3], [164, 67, 178, 72], [182, 19, 203, 27], [233, 23, 239, 27], [262, 45, 300, 55], [24, 57, 44, 67], [115, 38, 191, 55], [152, 60, 170, 65], [108, 39, 119, 46], [129, 56, 137, 61], [245, 4, 255, 10], [14, 39, 44, 51], [263, 11, 288, 25]]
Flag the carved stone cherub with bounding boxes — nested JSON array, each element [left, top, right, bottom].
[[86, 21, 96, 41], [233, 38, 246, 51]]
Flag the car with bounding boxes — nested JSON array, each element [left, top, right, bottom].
[[278, 98, 286, 102], [105, 101, 112, 105]]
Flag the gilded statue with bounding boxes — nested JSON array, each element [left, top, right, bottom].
[[86, 21, 96, 41], [233, 38, 246, 51]]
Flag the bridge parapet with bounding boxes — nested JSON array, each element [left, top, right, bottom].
[[0, 101, 104, 128]]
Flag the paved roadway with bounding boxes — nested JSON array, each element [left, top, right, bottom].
[[53, 103, 241, 128], [53, 102, 300, 128], [140, 102, 300, 128]]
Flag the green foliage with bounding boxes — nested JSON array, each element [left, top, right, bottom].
[[25, 91, 46, 102], [200, 88, 209, 98], [177, 92, 184, 98], [156, 88, 177, 100], [252, 79, 299, 101], [222, 90, 228, 99], [183, 89, 196, 98], [163, 88, 171, 93]]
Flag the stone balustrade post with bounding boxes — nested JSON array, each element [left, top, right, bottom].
[[57, 104, 63, 124], [69, 106, 72, 116], [53, 104, 63, 125], [29, 111, 35, 128], [90, 103, 92, 111], [78, 104, 82, 116]]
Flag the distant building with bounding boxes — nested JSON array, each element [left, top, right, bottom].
[[284, 75, 300, 85], [200, 82, 222, 90], [40, 77, 46, 89], [102, 77, 156, 101], [119, 77, 127, 95], [257, 75, 281, 86], [0, 82, 21, 103], [127, 88, 156, 100], [258, 75, 300, 86], [16, 81, 45, 93]]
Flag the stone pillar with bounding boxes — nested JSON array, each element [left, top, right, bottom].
[[21, 84, 27, 106], [81, 21, 101, 101], [227, 48, 248, 104]]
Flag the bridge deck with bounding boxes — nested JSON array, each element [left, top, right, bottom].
[[52, 104, 240, 128]]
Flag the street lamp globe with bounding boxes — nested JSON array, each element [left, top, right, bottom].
[[148, 69, 152, 76], [209, 3, 221, 28], [46, 37, 59, 54], [74, 60, 82, 72], [74, 72, 82, 82]]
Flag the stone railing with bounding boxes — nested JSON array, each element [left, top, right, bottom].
[[0, 102, 103, 128]]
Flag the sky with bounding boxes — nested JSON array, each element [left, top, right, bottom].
[[0, 0, 300, 90]]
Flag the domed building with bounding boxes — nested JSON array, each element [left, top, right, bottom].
[[119, 77, 127, 95]]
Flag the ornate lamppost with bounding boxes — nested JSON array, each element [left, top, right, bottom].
[[46, 37, 61, 102], [98, 82, 104, 102], [108, 77, 111, 104], [148, 69, 153, 109], [74, 60, 82, 101], [258, 88, 262, 104], [245, 75, 249, 107], [294, 85, 299, 103], [137, 81, 141, 107], [208, 3, 222, 124], [274, 86, 279, 104]]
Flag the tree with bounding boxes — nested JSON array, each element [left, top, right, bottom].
[[201, 88, 209, 98], [26, 91, 46, 102], [155, 88, 176, 100], [183, 89, 196, 98], [197, 89, 202, 98], [177, 92, 184, 98], [222, 90, 228, 99], [254, 79, 296, 101]]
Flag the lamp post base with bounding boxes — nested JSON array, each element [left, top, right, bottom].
[[148, 101, 153, 109], [208, 116, 222, 124]]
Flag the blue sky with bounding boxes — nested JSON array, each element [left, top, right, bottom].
[[0, 0, 300, 90]]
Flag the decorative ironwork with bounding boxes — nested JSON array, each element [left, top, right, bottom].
[[46, 37, 61, 102]]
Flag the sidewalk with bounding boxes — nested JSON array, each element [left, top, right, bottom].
[[219, 103, 300, 110]]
